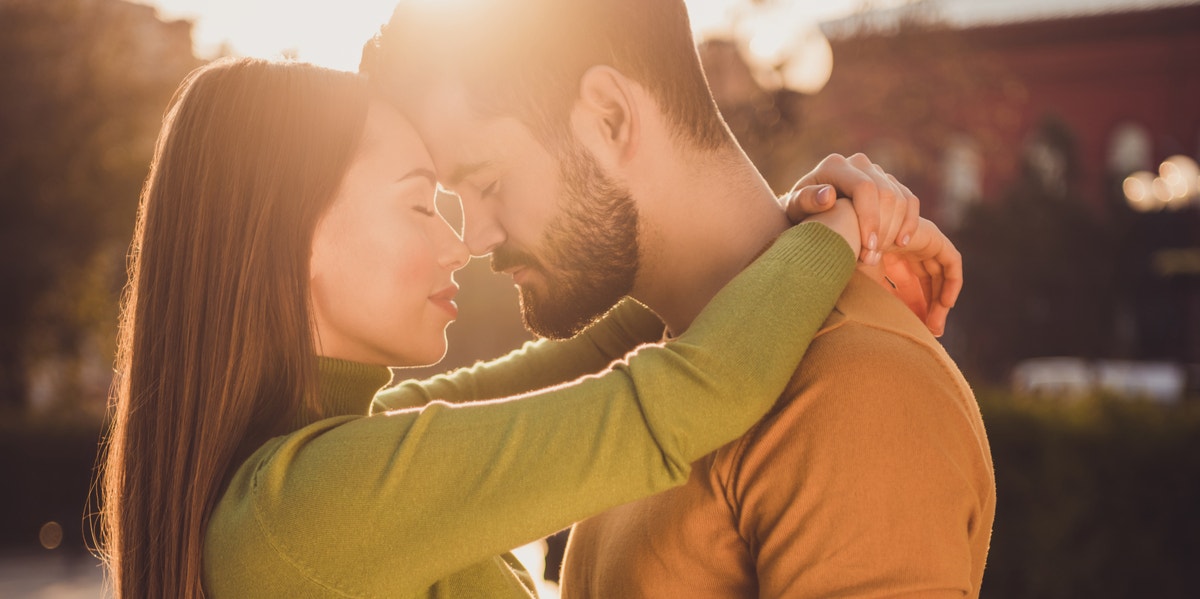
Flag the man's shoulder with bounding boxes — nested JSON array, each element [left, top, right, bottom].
[[796, 272, 962, 390], [813, 271, 940, 352], [726, 272, 979, 460], [711, 272, 990, 501]]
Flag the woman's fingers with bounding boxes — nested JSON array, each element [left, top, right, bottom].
[[788, 154, 879, 263], [781, 184, 837, 222], [859, 158, 904, 251], [787, 153, 923, 264], [873, 219, 963, 336], [880, 253, 931, 322], [789, 157, 958, 336], [891, 175, 921, 248], [924, 256, 945, 325], [939, 244, 964, 309], [846, 154, 888, 263], [926, 301, 951, 338]]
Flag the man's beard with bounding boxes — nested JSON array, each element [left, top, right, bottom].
[[491, 142, 640, 339]]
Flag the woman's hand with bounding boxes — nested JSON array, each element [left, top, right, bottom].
[[873, 219, 961, 337], [781, 153, 920, 265], [781, 153, 962, 336]]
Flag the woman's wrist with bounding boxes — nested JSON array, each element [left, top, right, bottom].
[[800, 198, 861, 258]]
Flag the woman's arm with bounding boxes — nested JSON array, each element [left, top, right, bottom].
[[371, 297, 664, 412], [207, 222, 856, 596], [372, 155, 905, 413]]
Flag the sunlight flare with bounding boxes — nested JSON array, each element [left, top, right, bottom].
[[142, 1, 866, 75]]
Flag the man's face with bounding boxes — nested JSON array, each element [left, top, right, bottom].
[[407, 79, 640, 339]]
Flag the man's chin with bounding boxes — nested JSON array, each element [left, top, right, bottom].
[[518, 289, 613, 340]]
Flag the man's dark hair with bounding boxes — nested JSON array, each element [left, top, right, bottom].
[[360, 0, 733, 152]]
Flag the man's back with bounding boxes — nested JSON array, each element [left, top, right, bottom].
[[562, 272, 995, 598]]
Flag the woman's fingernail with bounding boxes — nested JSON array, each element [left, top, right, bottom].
[[818, 185, 835, 205], [900, 234, 911, 247], [868, 232, 878, 251]]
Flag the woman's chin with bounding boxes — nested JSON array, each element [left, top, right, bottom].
[[388, 342, 448, 369]]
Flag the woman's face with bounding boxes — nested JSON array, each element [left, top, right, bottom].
[[309, 97, 469, 367]]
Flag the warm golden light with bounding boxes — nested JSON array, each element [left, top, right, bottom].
[[1152, 176, 1173, 204], [1160, 155, 1200, 200], [145, 0, 404, 70], [143, 1, 868, 77], [738, 4, 834, 94], [1124, 155, 1200, 212], [1123, 171, 1159, 212]]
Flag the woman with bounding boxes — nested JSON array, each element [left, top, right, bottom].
[[97, 57, 939, 598]]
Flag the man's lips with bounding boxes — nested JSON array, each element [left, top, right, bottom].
[[429, 285, 459, 318], [491, 247, 538, 284], [506, 266, 531, 286]]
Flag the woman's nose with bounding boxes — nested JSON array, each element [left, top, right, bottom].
[[436, 217, 471, 271]]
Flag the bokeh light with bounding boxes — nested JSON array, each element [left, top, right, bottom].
[[38, 521, 63, 550], [739, 4, 834, 94], [1123, 171, 1159, 212], [1124, 155, 1200, 212], [1160, 155, 1200, 200]]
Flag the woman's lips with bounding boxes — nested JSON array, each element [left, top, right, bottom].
[[429, 285, 459, 318]]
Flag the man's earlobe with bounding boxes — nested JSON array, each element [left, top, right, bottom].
[[574, 66, 638, 160]]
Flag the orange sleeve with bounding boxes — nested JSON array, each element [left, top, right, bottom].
[[724, 322, 993, 598]]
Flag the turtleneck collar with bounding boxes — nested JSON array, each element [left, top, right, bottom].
[[308, 356, 393, 423]]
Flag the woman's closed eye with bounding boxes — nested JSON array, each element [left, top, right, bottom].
[[412, 204, 437, 217]]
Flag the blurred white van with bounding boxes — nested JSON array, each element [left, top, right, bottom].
[[1011, 358, 1186, 403]]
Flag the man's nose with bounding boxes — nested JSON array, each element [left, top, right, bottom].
[[460, 198, 506, 257]]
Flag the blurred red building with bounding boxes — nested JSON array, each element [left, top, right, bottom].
[[807, 2, 1200, 227], [702, 1, 1200, 380]]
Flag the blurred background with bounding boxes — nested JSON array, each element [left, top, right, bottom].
[[1, 0, 1198, 597]]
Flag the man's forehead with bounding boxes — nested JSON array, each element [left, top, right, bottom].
[[402, 78, 463, 132], [404, 78, 539, 188], [404, 78, 490, 171]]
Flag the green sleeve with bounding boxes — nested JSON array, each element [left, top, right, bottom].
[[206, 223, 854, 596], [371, 298, 665, 413]]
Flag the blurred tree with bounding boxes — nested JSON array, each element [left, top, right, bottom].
[[797, 13, 1017, 206], [0, 0, 199, 411], [954, 117, 1119, 381]]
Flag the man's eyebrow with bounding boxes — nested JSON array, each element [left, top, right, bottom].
[[399, 167, 438, 186], [446, 161, 491, 187]]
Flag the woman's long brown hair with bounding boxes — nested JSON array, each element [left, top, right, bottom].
[[95, 58, 371, 598]]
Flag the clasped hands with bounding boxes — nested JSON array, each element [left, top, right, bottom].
[[782, 153, 962, 337]]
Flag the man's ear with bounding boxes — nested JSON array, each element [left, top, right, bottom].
[[571, 65, 639, 167]]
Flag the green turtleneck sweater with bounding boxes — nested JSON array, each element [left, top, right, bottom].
[[203, 222, 854, 598]]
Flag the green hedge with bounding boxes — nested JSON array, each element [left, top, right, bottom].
[[2, 395, 1198, 594], [978, 392, 1200, 598]]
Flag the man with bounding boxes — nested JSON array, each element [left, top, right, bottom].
[[363, 1, 994, 597]]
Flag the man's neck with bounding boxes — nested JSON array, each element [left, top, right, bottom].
[[628, 147, 790, 336]]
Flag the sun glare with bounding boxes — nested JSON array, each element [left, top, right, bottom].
[[144, 0, 864, 77], [146, 0, 403, 71]]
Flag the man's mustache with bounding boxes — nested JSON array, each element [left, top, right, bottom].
[[491, 245, 542, 274]]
